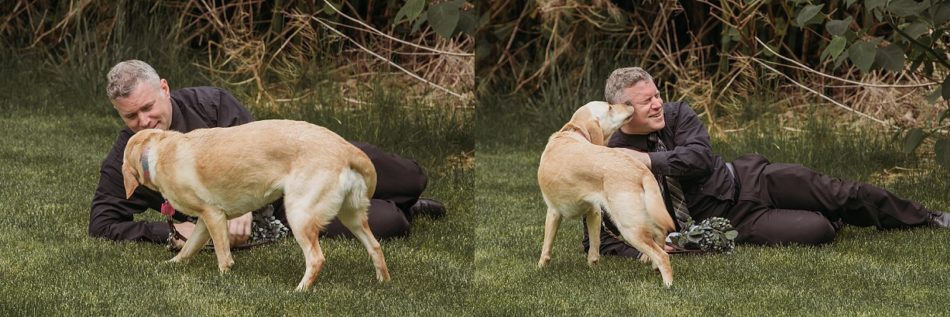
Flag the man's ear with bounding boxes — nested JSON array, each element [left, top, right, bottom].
[[583, 118, 605, 146]]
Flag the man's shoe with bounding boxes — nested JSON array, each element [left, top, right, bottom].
[[410, 198, 446, 219], [929, 211, 950, 228]]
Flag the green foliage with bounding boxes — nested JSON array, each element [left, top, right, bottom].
[[394, 0, 475, 38], [394, 0, 426, 24], [937, 137, 950, 167], [783, 0, 950, 168], [902, 127, 927, 154], [796, 4, 826, 26]]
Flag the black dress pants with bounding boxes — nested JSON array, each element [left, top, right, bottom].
[[274, 141, 428, 239], [713, 154, 933, 246], [584, 154, 936, 256]]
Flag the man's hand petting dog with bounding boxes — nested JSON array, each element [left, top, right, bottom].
[[170, 213, 253, 248]]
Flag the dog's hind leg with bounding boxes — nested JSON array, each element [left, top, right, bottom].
[[337, 200, 390, 282], [286, 208, 327, 291], [608, 196, 673, 288], [584, 206, 602, 266], [169, 218, 211, 263], [538, 207, 562, 268], [284, 174, 339, 290], [623, 229, 673, 288]]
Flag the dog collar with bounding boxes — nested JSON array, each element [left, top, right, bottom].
[[140, 146, 151, 180], [161, 200, 175, 217]]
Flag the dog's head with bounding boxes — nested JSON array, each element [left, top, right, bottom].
[[561, 101, 635, 146], [121, 129, 167, 199]]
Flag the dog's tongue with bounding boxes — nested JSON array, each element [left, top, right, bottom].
[[161, 201, 176, 217]]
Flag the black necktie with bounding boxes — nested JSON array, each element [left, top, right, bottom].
[[653, 135, 692, 229]]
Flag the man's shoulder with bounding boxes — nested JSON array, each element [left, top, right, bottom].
[[663, 101, 692, 111], [170, 86, 228, 100], [664, 101, 699, 120], [170, 86, 239, 112]]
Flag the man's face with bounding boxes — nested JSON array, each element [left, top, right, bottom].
[[112, 79, 172, 132], [619, 80, 665, 135]]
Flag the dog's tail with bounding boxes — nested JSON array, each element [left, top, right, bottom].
[[341, 151, 376, 214], [642, 174, 675, 234]]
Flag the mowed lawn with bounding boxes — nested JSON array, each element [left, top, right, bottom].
[[473, 116, 950, 316], [0, 108, 473, 315]]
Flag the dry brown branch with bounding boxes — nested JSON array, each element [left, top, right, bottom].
[[753, 38, 939, 89], [310, 15, 464, 99], [745, 55, 892, 126], [318, 0, 472, 57]]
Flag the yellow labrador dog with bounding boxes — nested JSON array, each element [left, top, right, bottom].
[[122, 119, 390, 290], [536, 101, 675, 287]]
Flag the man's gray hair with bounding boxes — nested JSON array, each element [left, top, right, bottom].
[[106, 60, 161, 100], [604, 67, 654, 104]]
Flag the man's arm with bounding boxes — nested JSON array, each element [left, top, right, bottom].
[[88, 132, 169, 243], [647, 101, 716, 177]]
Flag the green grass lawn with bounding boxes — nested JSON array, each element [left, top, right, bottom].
[[474, 110, 950, 316], [0, 102, 473, 315]]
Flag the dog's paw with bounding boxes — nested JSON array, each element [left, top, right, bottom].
[[537, 257, 551, 269], [217, 262, 234, 275], [586, 257, 600, 267]]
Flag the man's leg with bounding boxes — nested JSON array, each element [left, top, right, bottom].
[[350, 141, 430, 219], [737, 206, 837, 245], [272, 198, 410, 239], [323, 199, 410, 239], [762, 163, 933, 229]]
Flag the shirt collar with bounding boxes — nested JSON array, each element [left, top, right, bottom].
[[168, 95, 185, 132]]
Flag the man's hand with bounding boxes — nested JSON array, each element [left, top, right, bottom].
[[228, 212, 252, 246], [617, 148, 652, 167], [170, 213, 253, 247], [171, 221, 194, 248]]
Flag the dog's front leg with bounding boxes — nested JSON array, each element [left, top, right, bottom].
[[168, 218, 211, 263], [584, 209, 602, 267], [537, 207, 561, 268], [201, 210, 234, 274]]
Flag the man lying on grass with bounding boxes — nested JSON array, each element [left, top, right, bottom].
[[584, 67, 950, 257], [89, 60, 446, 249]]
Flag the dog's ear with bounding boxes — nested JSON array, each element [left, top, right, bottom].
[[122, 136, 144, 199], [560, 122, 590, 141], [122, 160, 140, 199], [583, 118, 605, 146]]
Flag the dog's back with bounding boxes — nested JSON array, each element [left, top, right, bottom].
[[538, 131, 669, 229], [156, 120, 376, 218]]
